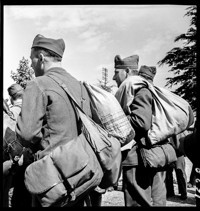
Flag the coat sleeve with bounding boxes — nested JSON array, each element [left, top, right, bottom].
[[15, 80, 47, 150], [128, 87, 153, 139]]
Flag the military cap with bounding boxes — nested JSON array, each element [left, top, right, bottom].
[[31, 34, 65, 58], [139, 65, 157, 82], [114, 55, 139, 69]]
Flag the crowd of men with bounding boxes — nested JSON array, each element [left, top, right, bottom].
[[3, 34, 199, 207]]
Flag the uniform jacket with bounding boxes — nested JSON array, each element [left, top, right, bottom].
[[115, 77, 153, 166], [16, 67, 92, 159]]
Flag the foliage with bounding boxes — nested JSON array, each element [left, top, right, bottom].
[[157, 6, 197, 111], [11, 57, 35, 89]]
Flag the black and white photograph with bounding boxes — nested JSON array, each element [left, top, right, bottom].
[[2, 2, 198, 207]]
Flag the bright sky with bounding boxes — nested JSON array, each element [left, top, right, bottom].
[[3, 4, 191, 99]]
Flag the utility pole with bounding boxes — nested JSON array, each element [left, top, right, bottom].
[[102, 67, 108, 87]]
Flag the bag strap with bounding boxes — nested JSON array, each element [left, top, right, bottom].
[[47, 74, 86, 116]]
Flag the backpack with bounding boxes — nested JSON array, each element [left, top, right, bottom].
[[47, 74, 122, 189]]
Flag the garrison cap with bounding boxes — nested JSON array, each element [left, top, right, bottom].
[[31, 34, 65, 58], [139, 65, 157, 82], [114, 55, 139, 69]]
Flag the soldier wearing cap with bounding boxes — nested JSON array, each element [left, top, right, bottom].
[[113, 54, 139, 87], [139, 65, 167, 206], [113, 55, 166, 206], [138, 65, 157, 84], [15, 34, 102, 207]]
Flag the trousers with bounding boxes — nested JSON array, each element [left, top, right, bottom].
[[123, 166, 166, 207], [166, 155, 187, 198]]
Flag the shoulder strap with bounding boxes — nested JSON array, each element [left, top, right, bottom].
[[47, 74, 86, 115]]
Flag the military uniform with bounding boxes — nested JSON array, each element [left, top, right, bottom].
[[114, 63, 166, 206], [15, 34, 102, 207], [16, 67, 92, 158], [122, 86, 166, 206]]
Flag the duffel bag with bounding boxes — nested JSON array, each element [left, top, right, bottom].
[[24, 133, 103, 207], [84, 82, 136, 147], [115, 75, 194, 145]]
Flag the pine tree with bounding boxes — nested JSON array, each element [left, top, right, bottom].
[[11, 57, 35, 89], [157, 6, 197, 111]]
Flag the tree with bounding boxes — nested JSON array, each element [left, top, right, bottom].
[[97, 67, 115, 93], [11, 57, 35, 89], [157, 6, 197, 111]]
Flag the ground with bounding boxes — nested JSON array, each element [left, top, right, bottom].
[[102, 157, 196, 207], [102, 183, 196, 207], [8, 157, 196, 207]]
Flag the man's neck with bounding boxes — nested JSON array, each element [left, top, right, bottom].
[[44, 62, 62, 74]]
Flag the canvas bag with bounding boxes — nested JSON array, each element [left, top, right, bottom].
[[147, 85, 194, 145], [47, 75, 122, 189], [138, 141, 177, 169], [83, 82, 136, 147], [24, 133, 103, 207], [77, 107, 122, 189], [115, 76, 194, 145]]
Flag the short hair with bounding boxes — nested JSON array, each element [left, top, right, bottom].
[[32, 47, 62, 62], [129, 68, 138, 75]]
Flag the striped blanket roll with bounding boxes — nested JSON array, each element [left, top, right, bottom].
[[84, 82, 136, 147]]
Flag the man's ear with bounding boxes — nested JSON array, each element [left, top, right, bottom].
[[39, 53, 45, 62], [125, 68, 130, 73]]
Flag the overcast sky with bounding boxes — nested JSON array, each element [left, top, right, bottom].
[[3, 4, 192, 99]]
